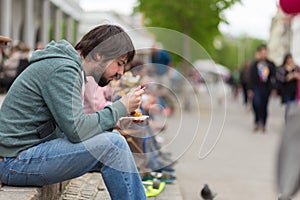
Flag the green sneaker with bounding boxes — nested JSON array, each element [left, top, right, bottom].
[[143, 180, 166, 197]]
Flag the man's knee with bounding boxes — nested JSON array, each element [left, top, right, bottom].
[[83, 131, 128, 152], [104, 131, 129, 150]]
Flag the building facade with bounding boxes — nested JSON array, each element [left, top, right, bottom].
[[0, 0, 82, 49], [268, 7, 292, 66], [0, 0, 154, 61]]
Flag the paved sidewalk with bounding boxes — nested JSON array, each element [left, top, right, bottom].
[[59, 173, 110, 200], [59, 173, 183, 200], [163, 90, 300, 200]]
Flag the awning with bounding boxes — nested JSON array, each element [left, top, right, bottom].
[[193, 59, 230, 76]]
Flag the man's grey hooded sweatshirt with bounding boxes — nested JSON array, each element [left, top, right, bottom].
[[0, 40, 127, 157]]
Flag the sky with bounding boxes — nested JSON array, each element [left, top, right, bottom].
[[79, 0, 279, 40], [219, 0, 278, 40]]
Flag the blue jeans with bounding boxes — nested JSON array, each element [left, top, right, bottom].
[[252, 88, 271, 127], [0, 131, 146, 200]]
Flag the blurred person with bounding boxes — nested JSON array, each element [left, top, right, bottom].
[[169, 67, 183, 93], [0, 36, 12, 47], [240, 59, 251, 107], [140, 89, 165, 131], [35, 41, 44, 50], [139, 89, 176, 174], [277, 53, 300, 122], [150, 44, 174, 116], [254, 48, 262, 61], [231, 68, 240, 100], [118, 60, 175, 173], [0, 41, 30, 92], [248, 48, 262, 118], [150, 43, 172, 87], [84, 76, 112, 114], [0, 36, 11, 93], [130, 60, 153, 86], [0, 36, 11, 64], [248, 44, 277, 132], [277, 105, 300, 200], [0, 24, 146, 200]]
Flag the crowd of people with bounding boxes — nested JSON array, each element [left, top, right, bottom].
[[219, 41, 300, 199], [0, 41, 32, 93], [228, 44, 300, 133]]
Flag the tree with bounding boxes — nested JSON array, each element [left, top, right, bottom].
[[134, 0, 240, 64], [214, 35, 265, 71]]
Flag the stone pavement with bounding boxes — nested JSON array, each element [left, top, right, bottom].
[[0, 172, 183, 200], [59, 172, 183, 200], [59, 173, 110, 200], [0, 182, 67, 200], [0, 186, 40, 200]]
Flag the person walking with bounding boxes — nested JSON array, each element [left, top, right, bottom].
[[0, 24, 146, 200], [277, 53, 300, 122], [247, 44, 277, 132], [240, 59, 251, 107]]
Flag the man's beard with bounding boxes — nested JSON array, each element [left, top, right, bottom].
[[97, 76, 110, 87]]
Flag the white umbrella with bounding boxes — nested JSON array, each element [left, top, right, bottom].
[[193, 59, 230, 76]]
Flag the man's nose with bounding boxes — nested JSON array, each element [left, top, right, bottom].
[[118, 65, 125, 76]]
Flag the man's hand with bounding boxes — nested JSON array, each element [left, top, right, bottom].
[[120, 86, 145, 113]]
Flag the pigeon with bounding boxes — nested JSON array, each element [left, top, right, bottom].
[[200, 184, 217, 200]]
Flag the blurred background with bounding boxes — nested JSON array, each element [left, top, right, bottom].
[[0, 0, 294, 72], [1, 1, 299, 199]]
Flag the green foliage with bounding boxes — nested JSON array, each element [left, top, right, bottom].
[[49, 21, 54, 41], [135, 0, 240, 61], [60, 19, 67, 39], [135, 0, 268, 72], [61, 19, 66, 40], [72, 21, 78, 44], [134, 0, 265, 70], [214, 35, 265, 71]]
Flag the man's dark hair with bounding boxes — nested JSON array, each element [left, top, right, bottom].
[[75, 24, 135, 65], [257, 44, 267, 52]]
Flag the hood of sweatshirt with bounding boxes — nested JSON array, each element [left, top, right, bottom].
[[29, 40, 82, 68]]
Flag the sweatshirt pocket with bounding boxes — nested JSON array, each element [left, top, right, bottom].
[[36, 120, 56, 138]]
